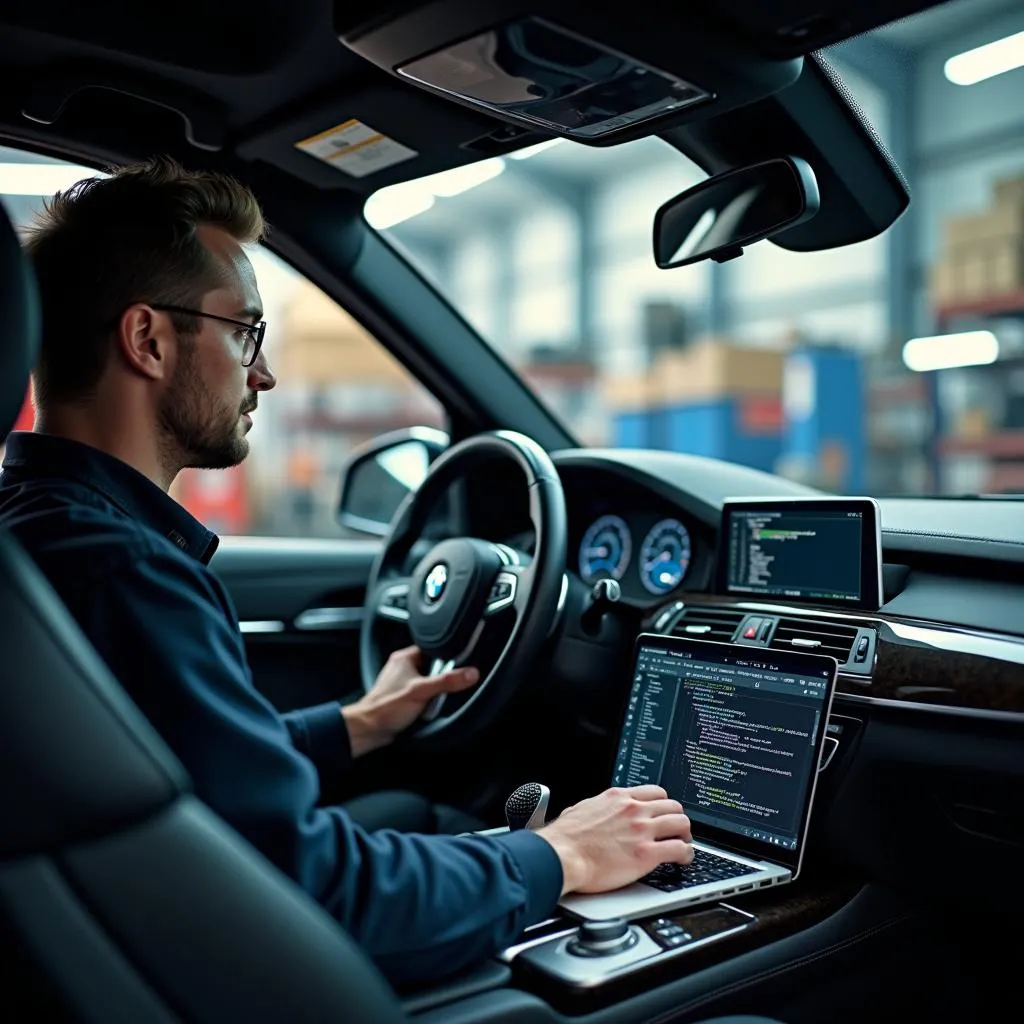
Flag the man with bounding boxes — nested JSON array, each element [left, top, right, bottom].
[[0, 158, 694, 985]]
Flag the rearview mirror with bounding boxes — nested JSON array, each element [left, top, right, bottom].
[[337, 427, 449, 536], [653, 157, 820, 269]]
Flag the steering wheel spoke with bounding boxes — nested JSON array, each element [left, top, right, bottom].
[[421, 657, 455, 723], [374, 579, 411, 622]]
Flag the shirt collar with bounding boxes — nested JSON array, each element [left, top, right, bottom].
[[2, 432, 219, 564]]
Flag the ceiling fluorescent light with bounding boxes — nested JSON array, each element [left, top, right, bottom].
[[364, 186, 435, 229], [509, 139, 563, 160], [902, 330, 999, 372], [422, 157, 505, 197], [365, 156, 505, 229], [944, 30, 1024, 85], [0, 162, 104, 196]]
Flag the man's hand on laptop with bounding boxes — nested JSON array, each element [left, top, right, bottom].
[[537, 785, 694, 895]]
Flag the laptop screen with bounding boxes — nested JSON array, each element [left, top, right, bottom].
[[612, 634, 837, 866]]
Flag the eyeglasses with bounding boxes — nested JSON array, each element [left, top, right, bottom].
[[150, 304, 266, 367]]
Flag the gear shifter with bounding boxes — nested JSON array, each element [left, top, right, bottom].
[[505, 782, 550, 831]]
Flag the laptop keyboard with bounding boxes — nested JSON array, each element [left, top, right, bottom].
[[641, 848, 757, 892]]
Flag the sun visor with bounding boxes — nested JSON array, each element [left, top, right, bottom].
[[337, 1, 803, 146]]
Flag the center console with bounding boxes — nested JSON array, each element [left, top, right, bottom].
[[429, 686, 859, 1017], [506, 902, 756, 996], [401, 874, 870, 1020], [398, 699, 884, 1020], [401, 498, 901, 1019]]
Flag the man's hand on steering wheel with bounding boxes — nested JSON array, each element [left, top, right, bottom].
[[342, 646, 482, 757]]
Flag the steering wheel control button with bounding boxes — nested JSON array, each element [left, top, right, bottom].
[[504, 782, 550, 830], [486, 571, 518, 615], [567, 918, 639, 958], [378, 583, 410, 621]]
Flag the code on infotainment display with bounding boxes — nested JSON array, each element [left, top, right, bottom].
[[724, 507, 863, 602]]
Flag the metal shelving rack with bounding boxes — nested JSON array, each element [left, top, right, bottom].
[[930, 290, 1024, 494]]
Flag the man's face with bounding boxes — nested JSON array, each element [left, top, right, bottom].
[[158, 226, 275, 470]]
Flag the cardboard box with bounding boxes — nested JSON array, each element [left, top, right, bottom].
[[957, 249, 990, 301], [930, 259, 960, 305], [653, 337, 785, 404], [952, 407, 991, 441], [274, 277, 415, 385], [936, 237, 1024, 306], [990, 238, 1024, 295], [994, 174, 1024, 209], [602, 372, 656, 411], [943, 207, 1024, 250]]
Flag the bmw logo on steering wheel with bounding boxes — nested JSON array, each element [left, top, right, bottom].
[[423, 563, 448, 602]]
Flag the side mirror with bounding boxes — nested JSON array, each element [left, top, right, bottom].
[[653, 156, 820, 269], [337, 427, 449, 536]]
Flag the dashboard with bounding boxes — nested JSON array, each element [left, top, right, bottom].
[[473, 447, 1024, 639]]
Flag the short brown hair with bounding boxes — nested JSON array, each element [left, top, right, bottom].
[[23, 156, 266, 405]]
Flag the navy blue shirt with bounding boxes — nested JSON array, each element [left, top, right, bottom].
[[0, 432, 562, 984]]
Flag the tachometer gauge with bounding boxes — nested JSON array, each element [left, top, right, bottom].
[[639, 518, 692, 595], [578, 515, 632, 584]]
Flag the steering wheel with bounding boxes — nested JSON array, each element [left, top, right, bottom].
[[359, 430, 567, 746]]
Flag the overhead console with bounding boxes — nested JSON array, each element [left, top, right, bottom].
[[336, 0, 804, 146]]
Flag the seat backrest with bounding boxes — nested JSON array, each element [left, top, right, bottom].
[[0, 198, 405, 1023]]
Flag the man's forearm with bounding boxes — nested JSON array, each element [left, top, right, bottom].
[[282, 702, 354, 775], [340, 702, 389, 758]]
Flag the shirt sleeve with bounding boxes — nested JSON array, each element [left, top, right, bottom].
[[84, 551, 564, 984], [282, 702, 353, 779]]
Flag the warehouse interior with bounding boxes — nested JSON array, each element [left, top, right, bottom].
[[1, 0, 1022, 536], [378, 0, 1024, 499]]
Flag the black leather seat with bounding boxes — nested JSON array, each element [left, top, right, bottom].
[[0, 201, 406, 1022]]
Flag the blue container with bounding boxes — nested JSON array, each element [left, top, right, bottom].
[[661, 399, 782, 473], [611, 411, 652, 448], [782, 349, 865, 492]]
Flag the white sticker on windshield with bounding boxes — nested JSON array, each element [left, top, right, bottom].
[[295, 119, 417, 178]]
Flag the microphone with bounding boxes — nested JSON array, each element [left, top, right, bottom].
[[505, 782, 550, 831]]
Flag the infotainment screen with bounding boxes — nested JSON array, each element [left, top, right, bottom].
[[715, 497, 883, 610]]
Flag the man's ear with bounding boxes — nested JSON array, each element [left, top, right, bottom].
[[115, 304, 175, 382]]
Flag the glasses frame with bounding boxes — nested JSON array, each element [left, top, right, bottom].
[[150, 303, 266, 367]]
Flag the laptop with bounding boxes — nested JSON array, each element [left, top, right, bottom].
[[559, 633, 838, 921]]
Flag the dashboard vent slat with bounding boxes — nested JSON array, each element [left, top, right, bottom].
[[670, 605, 744, 642], [769, 617, 859, 662]]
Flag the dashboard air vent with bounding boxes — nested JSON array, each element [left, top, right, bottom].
[[670, 605, 745, 641], [769, 617, 859, 663]]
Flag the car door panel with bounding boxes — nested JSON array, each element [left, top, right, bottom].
[[211, 536, 380, 712]]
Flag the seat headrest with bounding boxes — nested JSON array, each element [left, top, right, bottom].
[[0, 200, 39, 439]]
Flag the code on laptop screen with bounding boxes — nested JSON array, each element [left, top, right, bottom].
[[613, 640, 832, 850]]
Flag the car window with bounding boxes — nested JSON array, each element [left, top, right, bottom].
[[0, 146, 444, 537], [372, 0, 1024, 498]]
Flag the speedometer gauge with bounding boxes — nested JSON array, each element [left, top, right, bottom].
[[578, 515, 632, 584], [639, 518, 692, 595]]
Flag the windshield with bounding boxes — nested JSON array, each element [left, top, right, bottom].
[[372, 0, 1024, 497]]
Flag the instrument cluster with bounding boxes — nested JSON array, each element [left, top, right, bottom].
[[578, 512, 695, 599]]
